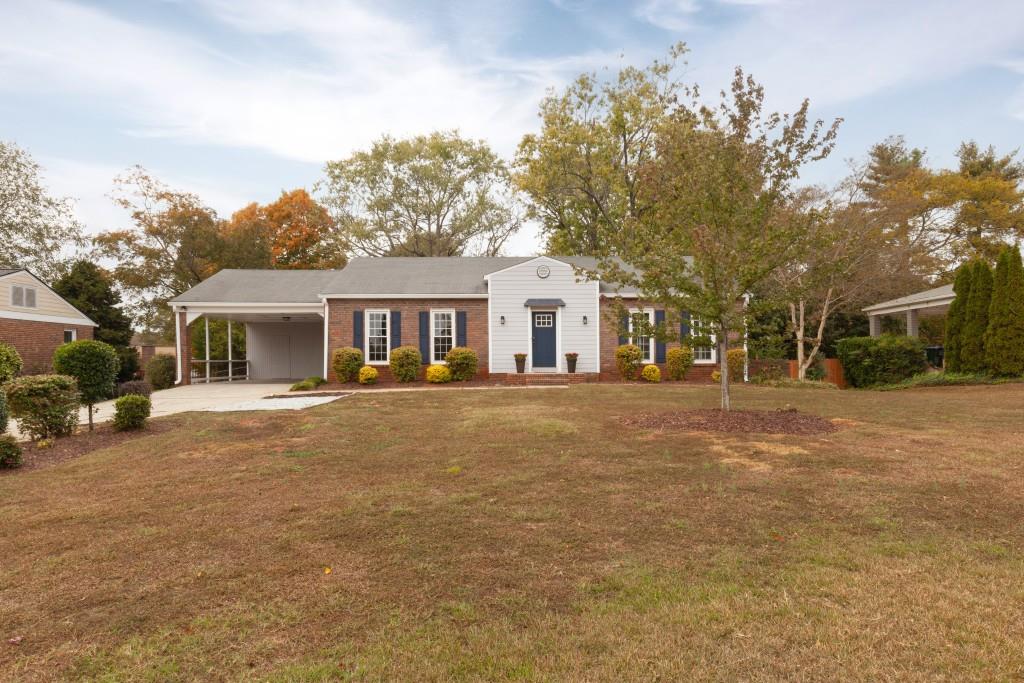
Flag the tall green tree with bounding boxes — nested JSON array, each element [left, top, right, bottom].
[[514, 44, 687, 254], [588, 66, 840, 409], [0, 141, 84, 280], [984, 246, 1024, 376], [943, 263, 973, 372], [321, 131, 521, 257], [960, 260, 993, 372]]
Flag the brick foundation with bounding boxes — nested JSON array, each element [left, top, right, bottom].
[[0, 318, 93, 374]]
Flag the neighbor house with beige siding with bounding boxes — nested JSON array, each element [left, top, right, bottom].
[[0, 268, 97, 373]]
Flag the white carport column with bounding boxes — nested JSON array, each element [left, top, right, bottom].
[[906, 309, 919, 337], [868, 314, 882, 337], [227, 320, 233, 382]]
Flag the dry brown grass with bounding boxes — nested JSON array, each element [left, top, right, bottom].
[[1, 383, 1023, 681]]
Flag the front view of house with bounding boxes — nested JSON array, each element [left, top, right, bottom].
[[169, 256, 719, 383]]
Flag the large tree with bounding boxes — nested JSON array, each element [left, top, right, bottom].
[[589, 67, 841, 409], [222, 189, 345, 270], [943, 263, 973, 372], [960, 259, 993, 373], [321, 131, 521, 257], [514, 45, 687, 255], [984, 246, 1024, 376], [94, 167, 223, 337], [0, 141, 84, 280]]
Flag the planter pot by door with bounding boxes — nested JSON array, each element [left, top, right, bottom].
[[515, 357, 526, 373], [566, 357, 577, 373]]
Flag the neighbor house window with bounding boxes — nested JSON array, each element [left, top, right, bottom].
[[431, 310, 454, 363], [63, 329, 76, 344], [629, 309, 654, 363], [366, 310, 389, 363], [11, 285, 36, 308], [690, 317, 716, 362]]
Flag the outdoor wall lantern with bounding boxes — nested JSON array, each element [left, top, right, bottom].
[[500, 315, 506, 325], [582, 315, 588, 325]]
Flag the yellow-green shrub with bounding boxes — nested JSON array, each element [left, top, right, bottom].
[[615, 344, 643, 380], [711, 369, 721, 383], [358, 366, 378, 385], [332, 347, 364, 382], [727, 348, 746, 381], [641, 364, 661, 383], [388, 346, 421, 383], [445, 347, 478, 381], [425, 364, 452, 383], [666, 347, 694, 381]]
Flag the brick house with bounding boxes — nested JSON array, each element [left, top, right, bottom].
[[168, 256, 724, 384], [0, 268, 96, 373]]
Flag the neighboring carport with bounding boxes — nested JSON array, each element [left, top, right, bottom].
[[168, 270, 342, 384], [862, 284, 954, 338]]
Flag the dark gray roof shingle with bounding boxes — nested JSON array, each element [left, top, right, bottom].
[[169, 269, 343, 304]]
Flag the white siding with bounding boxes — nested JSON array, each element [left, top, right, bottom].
[[487, 257, 600, 373], [0, 271, 94, 323], [244, 322, 323, 380]]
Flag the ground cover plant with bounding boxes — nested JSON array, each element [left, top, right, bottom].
[[1, 384, 1023, 681]]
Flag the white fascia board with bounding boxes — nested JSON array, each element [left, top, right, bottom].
[[170, 301, 325, 308], [482, 255, 562, 280], [0, 310, 97, 326], [316, 293, 489, 300], [862, 295, 955, 315]]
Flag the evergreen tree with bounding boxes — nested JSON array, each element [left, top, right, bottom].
[[985, 247, 1024, 376], [960, 260, 993, 372], [53, 260, 133, 347], [944, 263, 972, 372]]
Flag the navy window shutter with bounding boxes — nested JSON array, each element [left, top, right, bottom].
[[680, 311, 690, 341], [618, 313, 629, 346], [390, 311, 402, 349], [456, 311, 468, 347], [418, 311, 430, 363], [353, 310, 363, 352], [655, 309, 667, 363]]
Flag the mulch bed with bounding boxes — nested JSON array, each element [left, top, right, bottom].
[[2, 420, 177, 474], [622, 408, 840, 435]]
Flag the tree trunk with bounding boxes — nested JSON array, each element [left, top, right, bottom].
[[719, 323, 730, 411]]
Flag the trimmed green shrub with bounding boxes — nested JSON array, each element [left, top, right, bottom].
[[304, 376, 326, 387], [726, 348, 746, 382], [425, 364, 452, 383], [0, 342, 22, 384], [835, 335, 928, 388], [358, 366, 379, 385], [290, 376, 327, 391], [944, 262, 973, 372], [116, 380, 152, 398], [53, 339, 120, 430], [985, 247, 1024, 377], [641, 364, 661, 382], [145, 354, 176, 391], [113, 394, 151, 431], [0, 389, 7, 434], [388, 346, 421, 383], [332, 347, 364, 383], [615, 344, 643, 380], [5, 374, 80, 440], [445, 347, 478, 381], [960, 260, 993, 373], [665, 347, 694, 381], [0, 434, 22, 468]]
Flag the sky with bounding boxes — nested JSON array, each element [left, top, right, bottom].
[[2, 0, 1023, 255]]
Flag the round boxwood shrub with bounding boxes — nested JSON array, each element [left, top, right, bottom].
[[666, 347, 694, 381], [116, 380, 153, 398], [726, 348, 746, 382], [641, 364, 661, 383], [5, 374, 80, 440], [388, 346, 421, 383], [0, 342, 23, 384], [835, 335, 928, 388], [358, 366, 379, 385], [425, 364, 452, 383], [113, 394, 151, 431], [145, 354, 176, 391], [0, 434, 22, 468], [615, 344, 643, 380], [332, 347, 364, 383], [53, 340, 120, 430], [445, 347, 478, 381]]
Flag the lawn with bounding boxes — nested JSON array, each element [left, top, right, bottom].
[[1, 384, 1023, 681]]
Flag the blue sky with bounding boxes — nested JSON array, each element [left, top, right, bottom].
[[2, 0, 1023, 255]]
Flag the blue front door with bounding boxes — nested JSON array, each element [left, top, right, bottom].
[[531, 311, 557, 368]]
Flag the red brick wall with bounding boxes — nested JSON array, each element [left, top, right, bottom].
[[0, 319, 94, 374], [326, 299, 489, 381]]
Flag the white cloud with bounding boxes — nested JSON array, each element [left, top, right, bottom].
[[634, 0, 701, 31]]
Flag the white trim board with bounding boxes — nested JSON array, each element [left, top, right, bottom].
[[0, 309, 96, 326]]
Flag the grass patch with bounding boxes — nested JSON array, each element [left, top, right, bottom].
[[874, 370, 1024, 391]]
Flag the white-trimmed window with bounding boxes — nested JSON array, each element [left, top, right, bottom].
[[63, 329, 77, 344], [365, 310, 390, 363], [11, 285, 36, 308], [690, 317, 716, 363], [431, 310, 454, 363], [629, 308, 654, 363]]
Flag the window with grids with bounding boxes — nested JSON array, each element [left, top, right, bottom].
[[11, 285, 36, 308], [366, 311, 389, 362], [534, 313, 553, 327], [629, 310, 653, 363], [63, 329, 76, 344], [432, 310, 454, 362], [690, 317, 715, 361]]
